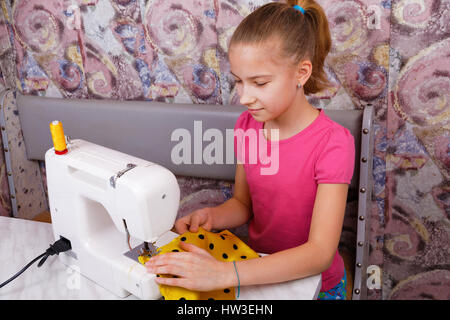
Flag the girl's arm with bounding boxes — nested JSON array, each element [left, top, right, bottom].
[[210, 163, 252, 230], [147, 171, 348, 292], [174, 163, 252, 233], [227, 183, 349, 286]]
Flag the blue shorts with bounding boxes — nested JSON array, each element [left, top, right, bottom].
[[317, 270, 347, 300]]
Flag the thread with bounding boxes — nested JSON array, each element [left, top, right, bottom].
[[49, 120, 68, 155]]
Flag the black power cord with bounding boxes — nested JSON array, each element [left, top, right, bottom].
[[0, 237, 72, 289]]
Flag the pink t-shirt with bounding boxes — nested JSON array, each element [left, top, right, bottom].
[[234, 108, 355, 291]]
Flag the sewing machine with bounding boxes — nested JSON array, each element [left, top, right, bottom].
[[45, 138, 180, 299]]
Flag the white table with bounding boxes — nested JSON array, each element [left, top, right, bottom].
[[0, 216, 321, 300]]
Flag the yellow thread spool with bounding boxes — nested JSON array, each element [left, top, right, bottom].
[[49, 120, 68, 155]]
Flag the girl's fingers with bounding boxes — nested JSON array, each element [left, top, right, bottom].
[[145, 249, 229, 292], [146, 251, 189, 266], [189, 214, 203, 232], [148, 264, 187, 278], [146, 253, 190, 276], [178, 242, 212, 258], [200, 219, 213, 231], [154, 276, 198, 291], [174, 217, 190, 234], [154, 276, 182, 287]]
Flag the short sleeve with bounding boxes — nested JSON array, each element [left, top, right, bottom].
[[314, 126, 355, 184]]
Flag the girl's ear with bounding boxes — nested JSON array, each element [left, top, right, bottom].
[[296, 59, 313, 87]]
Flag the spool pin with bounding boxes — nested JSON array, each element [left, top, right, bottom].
[[49, 120, 68, 155]]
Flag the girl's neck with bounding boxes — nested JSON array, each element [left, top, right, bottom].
[[264, 95, 320, 141]]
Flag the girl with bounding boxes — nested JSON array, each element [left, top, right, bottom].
[[145, 0, 355, 300]]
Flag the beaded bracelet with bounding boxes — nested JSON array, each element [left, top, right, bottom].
[[233, 261, 240, 299]]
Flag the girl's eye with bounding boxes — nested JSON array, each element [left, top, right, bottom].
[[256, 82, 268, 87]]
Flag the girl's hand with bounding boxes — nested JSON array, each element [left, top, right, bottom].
[[174, 207, 214, 234], [145, 241, 235, 292]]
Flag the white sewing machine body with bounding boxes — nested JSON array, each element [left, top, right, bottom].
[[45, 139, 180, 299]]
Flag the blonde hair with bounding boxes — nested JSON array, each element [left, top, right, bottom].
[[229, 1, 332, 95]]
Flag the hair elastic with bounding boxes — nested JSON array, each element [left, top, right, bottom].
[[293, 4, 305, 14]]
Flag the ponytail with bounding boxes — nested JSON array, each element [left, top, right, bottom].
[[230, 1, 332, 95]]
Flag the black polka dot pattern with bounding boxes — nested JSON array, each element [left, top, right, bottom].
[[155, 227, 259, 300]]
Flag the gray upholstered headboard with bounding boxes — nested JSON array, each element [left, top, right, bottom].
[[17, 93, 246, 181], [16, 93, 362, 187]]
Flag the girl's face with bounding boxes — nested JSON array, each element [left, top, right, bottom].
[[228, 41, 300, 123]]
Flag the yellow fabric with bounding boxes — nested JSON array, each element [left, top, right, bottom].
[[138, 227, 259, 300]]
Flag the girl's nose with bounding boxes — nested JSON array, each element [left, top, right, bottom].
[[239, 86, 256, 106]]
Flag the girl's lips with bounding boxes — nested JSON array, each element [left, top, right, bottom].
[[248, 108, 263, 114]]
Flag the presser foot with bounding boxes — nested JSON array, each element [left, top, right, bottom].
[[124, 242, 160, 265]]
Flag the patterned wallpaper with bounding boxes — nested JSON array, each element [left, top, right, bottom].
[[0, 0, 448, 300]]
